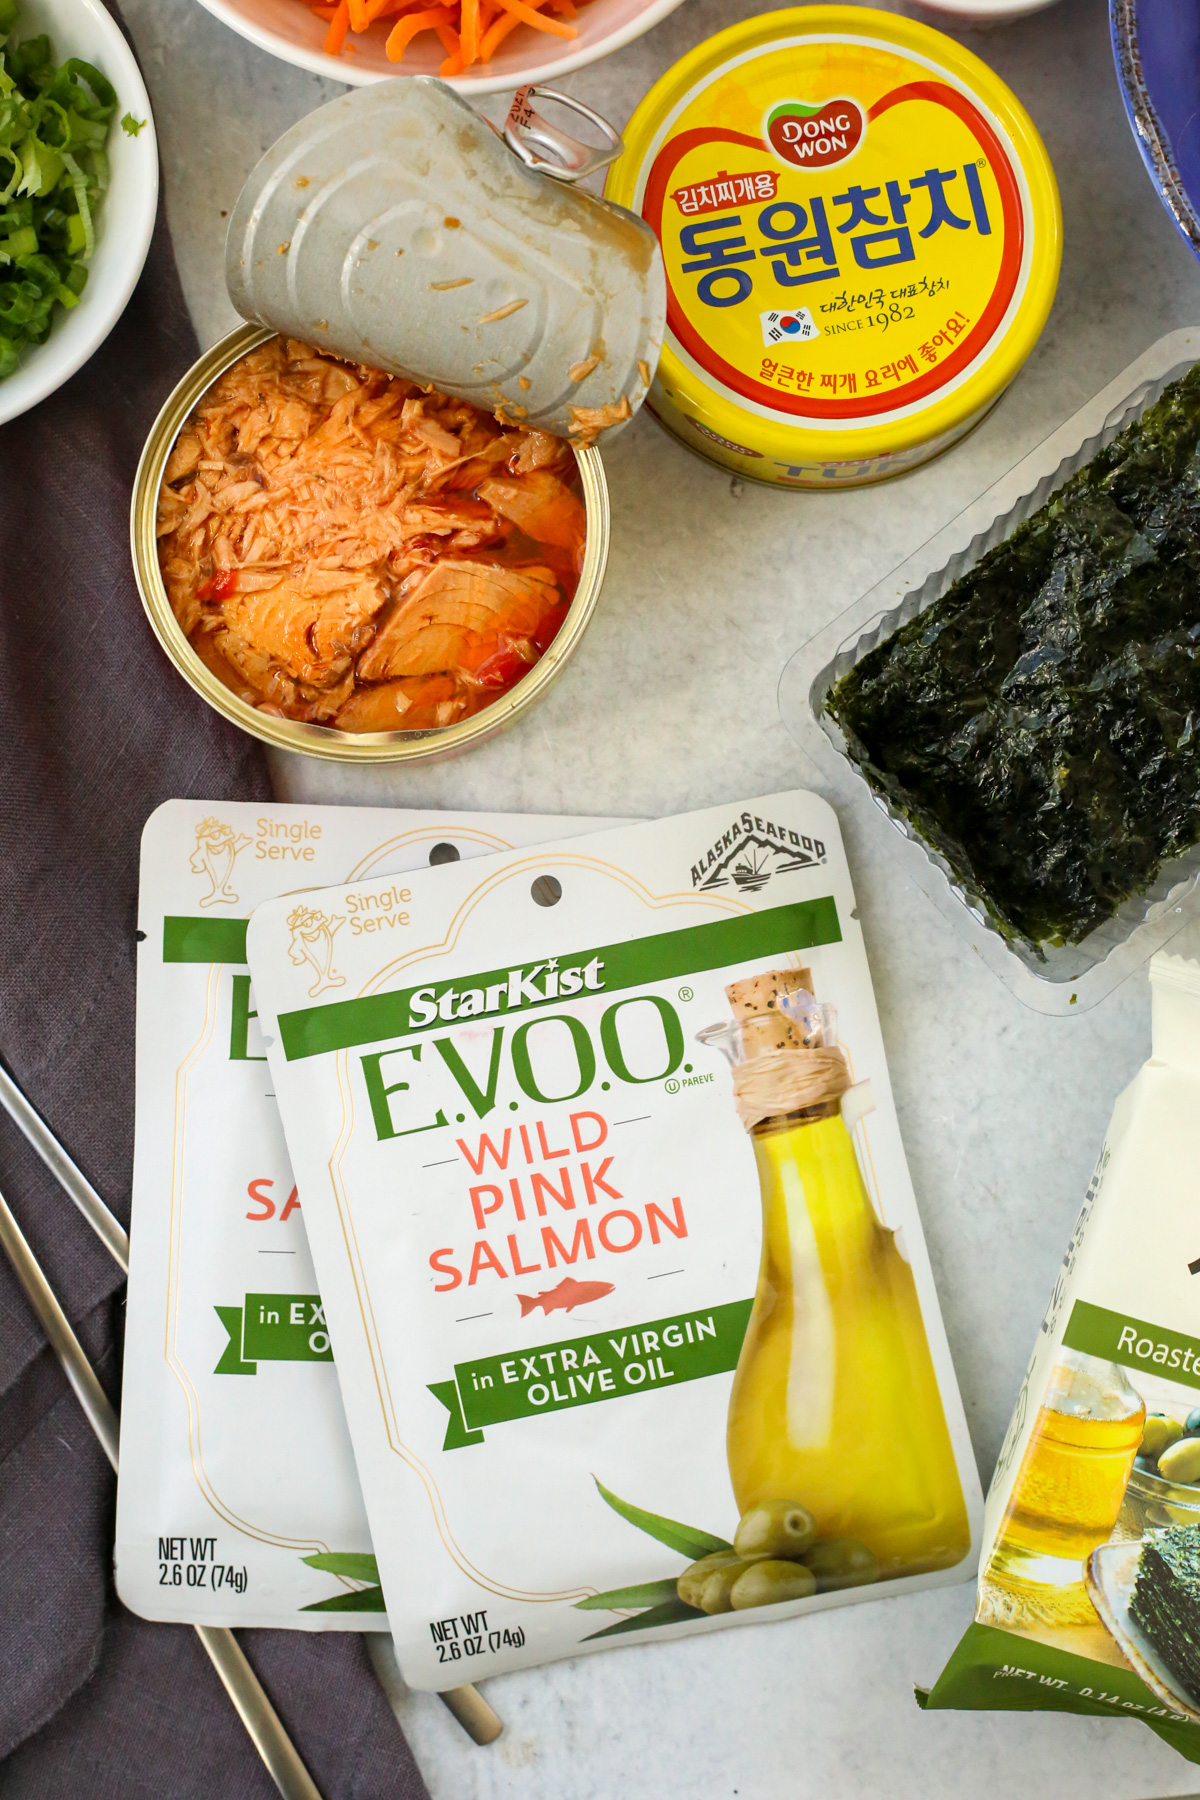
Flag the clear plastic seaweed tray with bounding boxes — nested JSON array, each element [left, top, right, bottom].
[[778, 328, 1200, 1016]]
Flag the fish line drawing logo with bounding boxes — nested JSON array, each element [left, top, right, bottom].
[[765, 97, 865, 171], [287, 904, 346, 998], [690, 811, 827, 892], [190, 817, 251, 908]]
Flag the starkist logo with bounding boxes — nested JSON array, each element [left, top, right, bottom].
[[407, 958, 605, 1028]]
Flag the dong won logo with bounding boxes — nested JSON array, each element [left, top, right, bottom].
[[766, 97, 865, 170]]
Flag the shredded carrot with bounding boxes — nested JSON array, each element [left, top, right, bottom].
[[473, 0, 496, 42], [478, 4, 520, 57], [385, 4, 452, 56], [435, 20, 463, 71], [460, 0, 479, 62], [310, 0, 584, 62], [491, 0, 576, 35], [323, 0, 350, 54]]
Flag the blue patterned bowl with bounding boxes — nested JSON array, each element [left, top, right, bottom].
[[1111, 0, 1200, 260]]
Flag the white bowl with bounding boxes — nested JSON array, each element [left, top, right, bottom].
[[902, 0, 1059, 25], [0, 0, 158, 426], [192, 0, 687, 92]]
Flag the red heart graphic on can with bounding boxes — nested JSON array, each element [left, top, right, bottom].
[[766, 97, 865, 170]]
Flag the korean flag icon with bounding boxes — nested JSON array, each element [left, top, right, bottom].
[[759, 308, 820, 347]]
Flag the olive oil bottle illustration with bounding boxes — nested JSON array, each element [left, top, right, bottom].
[[700, 969, 970, 1579], [985, 1351, 1144, 1623]]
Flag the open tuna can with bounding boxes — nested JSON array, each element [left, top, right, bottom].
[[130, 80, 665, 763]]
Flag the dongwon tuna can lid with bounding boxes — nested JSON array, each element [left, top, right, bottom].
[[226, 78, 666, 442], [604, 5, 1061, 488]]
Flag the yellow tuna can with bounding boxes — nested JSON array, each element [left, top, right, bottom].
[[605, 6, 1061, 488]]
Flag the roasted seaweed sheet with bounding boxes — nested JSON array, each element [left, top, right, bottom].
[[1131, 1524, 1200, 1707], [829, 363, 1200, 948]]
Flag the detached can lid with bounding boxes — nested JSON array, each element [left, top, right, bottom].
[[605, 5, 1061, 470], [226, 79, 666, 440]]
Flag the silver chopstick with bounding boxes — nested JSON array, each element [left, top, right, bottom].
[[0, 1179, 120, 1463], [0, 1179, 324, 1800], [0, 1060, 129, 1270], [0, 1057, 502, 1747]]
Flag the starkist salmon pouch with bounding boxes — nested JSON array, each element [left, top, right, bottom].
[[246, 791, 982, 1687], [115, 800, 617, 1630]]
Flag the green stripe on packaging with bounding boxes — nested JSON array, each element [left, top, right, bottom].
[[922, 1620, 1144, 1713], [1063, 1299, 1200, 1391], [213, 1296, 336, 1373], [919, 1622, 1200, 1760], [163, 915, 248, 964], [242, 1294, 333, 1363], [279, 897, 841, 1062], [430, 1299, 752, 1450]]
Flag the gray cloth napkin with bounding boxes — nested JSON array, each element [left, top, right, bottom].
[[0, 26, 431, 1794]]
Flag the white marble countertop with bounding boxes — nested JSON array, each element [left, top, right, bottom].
[[118, 0, 1200, 1791]]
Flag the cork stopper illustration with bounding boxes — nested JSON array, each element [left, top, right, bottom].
[[700, 968, 849, 1130], [725, 968, 816, 1056]]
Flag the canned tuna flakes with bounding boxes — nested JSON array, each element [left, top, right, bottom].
[[131, 324, 611, 766]]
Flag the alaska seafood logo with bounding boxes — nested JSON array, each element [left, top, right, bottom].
[[190, 817, 251, 908], [287, 904, 346, 998], [691, 812, 827, 892], [765, 97, 865, 171]]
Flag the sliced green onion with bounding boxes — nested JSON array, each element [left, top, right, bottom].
[[2, 222, 35, 256], [58, 58, 117, 116], [16, 130, 62, 197], [0, 2, 117, 379], [0, 145, 24, 203], [59, 148, 93, 257]]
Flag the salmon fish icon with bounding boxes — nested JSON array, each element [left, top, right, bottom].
[[518, 1277, 614, 1319]]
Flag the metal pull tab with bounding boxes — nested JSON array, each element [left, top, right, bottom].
[[503, 85, 623, 183]]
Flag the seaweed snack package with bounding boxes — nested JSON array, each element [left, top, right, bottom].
[[115, 799, 616, 1628], [923, 929, 1200, 1763], [247, 790, 981, 1685]]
